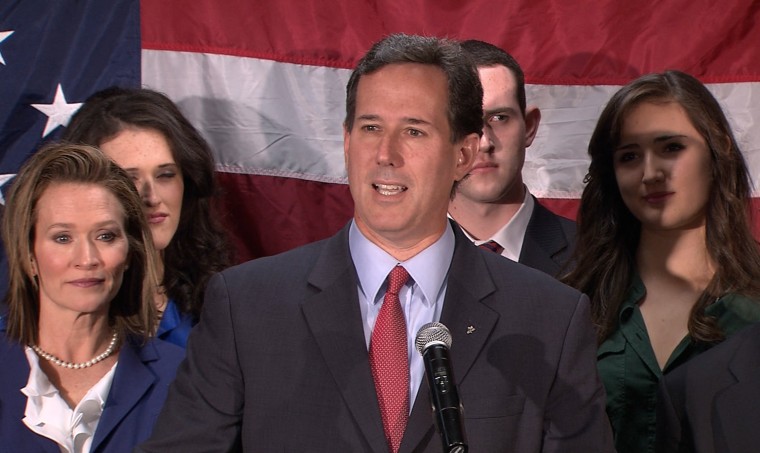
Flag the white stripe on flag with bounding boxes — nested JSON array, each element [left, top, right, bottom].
[[143, 50, 760, 198], [142, 49, 350, 184]]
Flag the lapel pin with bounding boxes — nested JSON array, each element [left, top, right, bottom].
[[466, 325, 475, 335]]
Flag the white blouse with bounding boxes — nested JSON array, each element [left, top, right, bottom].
[[21, 347, 118, 453]]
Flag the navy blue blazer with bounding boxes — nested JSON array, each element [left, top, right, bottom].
[[0, 333, 184, 453]]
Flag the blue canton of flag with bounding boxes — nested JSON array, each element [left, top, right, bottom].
[[1, 0, 141, 187], [0, 0, 141, 304]]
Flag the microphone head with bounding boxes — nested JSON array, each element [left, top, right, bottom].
[[415, 322, 452, 354]]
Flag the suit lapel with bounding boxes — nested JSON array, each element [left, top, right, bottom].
[[91, 340, 157, 451], [714, 332, 760, 453], [401, 228, 499, 453], [0, 340, 65, 453], [442, 228, 499, 387], [519, 198, 570, 275], [300, 226, 388, 453]]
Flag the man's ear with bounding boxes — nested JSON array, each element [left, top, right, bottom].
[[524, 106, 541, 147], [454, 133, 479, 181], [343, 124, 351, 167]]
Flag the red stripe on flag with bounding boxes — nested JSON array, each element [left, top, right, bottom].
[[538, 199, 579, 222], [141, 0, 760, 84], [214, 173, 590, 261], [215, 173, 353, 261]]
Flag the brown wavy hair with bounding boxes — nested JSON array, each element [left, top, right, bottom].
[[563, 70, 760, 344], [2, 143, 159, 345]]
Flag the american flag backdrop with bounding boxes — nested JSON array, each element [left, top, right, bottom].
[[2, 0, 760, 279]]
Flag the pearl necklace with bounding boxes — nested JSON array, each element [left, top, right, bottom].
[[30, 330, 119, 370]]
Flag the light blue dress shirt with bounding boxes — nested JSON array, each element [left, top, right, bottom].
[[349, 220, 454, 410]]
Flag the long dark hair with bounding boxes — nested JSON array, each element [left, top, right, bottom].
[[563, 70, 760, 343], [63, 87, 231, 318]]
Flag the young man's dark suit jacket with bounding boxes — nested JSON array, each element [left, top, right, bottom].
[[138, 221, 612, 453], [518, 196, 577, 277], [657, 322, 760, 453], [0, 337, 184, 453]]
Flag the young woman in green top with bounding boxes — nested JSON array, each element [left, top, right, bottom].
[[563, 70, 760, 453]]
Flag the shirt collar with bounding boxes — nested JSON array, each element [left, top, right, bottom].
[[460, 187, 534, 261], [349, 220, 455, 307], [618, 273, 646, 323], [22, 347, 117, 452]]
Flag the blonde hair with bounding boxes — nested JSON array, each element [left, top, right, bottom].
[[2, 143, 160, 344]]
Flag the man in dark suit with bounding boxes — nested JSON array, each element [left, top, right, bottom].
[[657, 322, 760, 453], [137, 33, 612, 453], [449, 40, 575, 277]]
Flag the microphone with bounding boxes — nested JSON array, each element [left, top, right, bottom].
[[415, 322, 467, 453]]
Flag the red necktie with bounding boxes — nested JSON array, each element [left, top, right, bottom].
[[369, 265, 410, 453], [479, 240, 504, 255]]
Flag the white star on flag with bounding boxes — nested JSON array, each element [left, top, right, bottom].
[[31, 84, 83, 138], [0, 30, 13, 65], [0, 174, 16, 205]]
